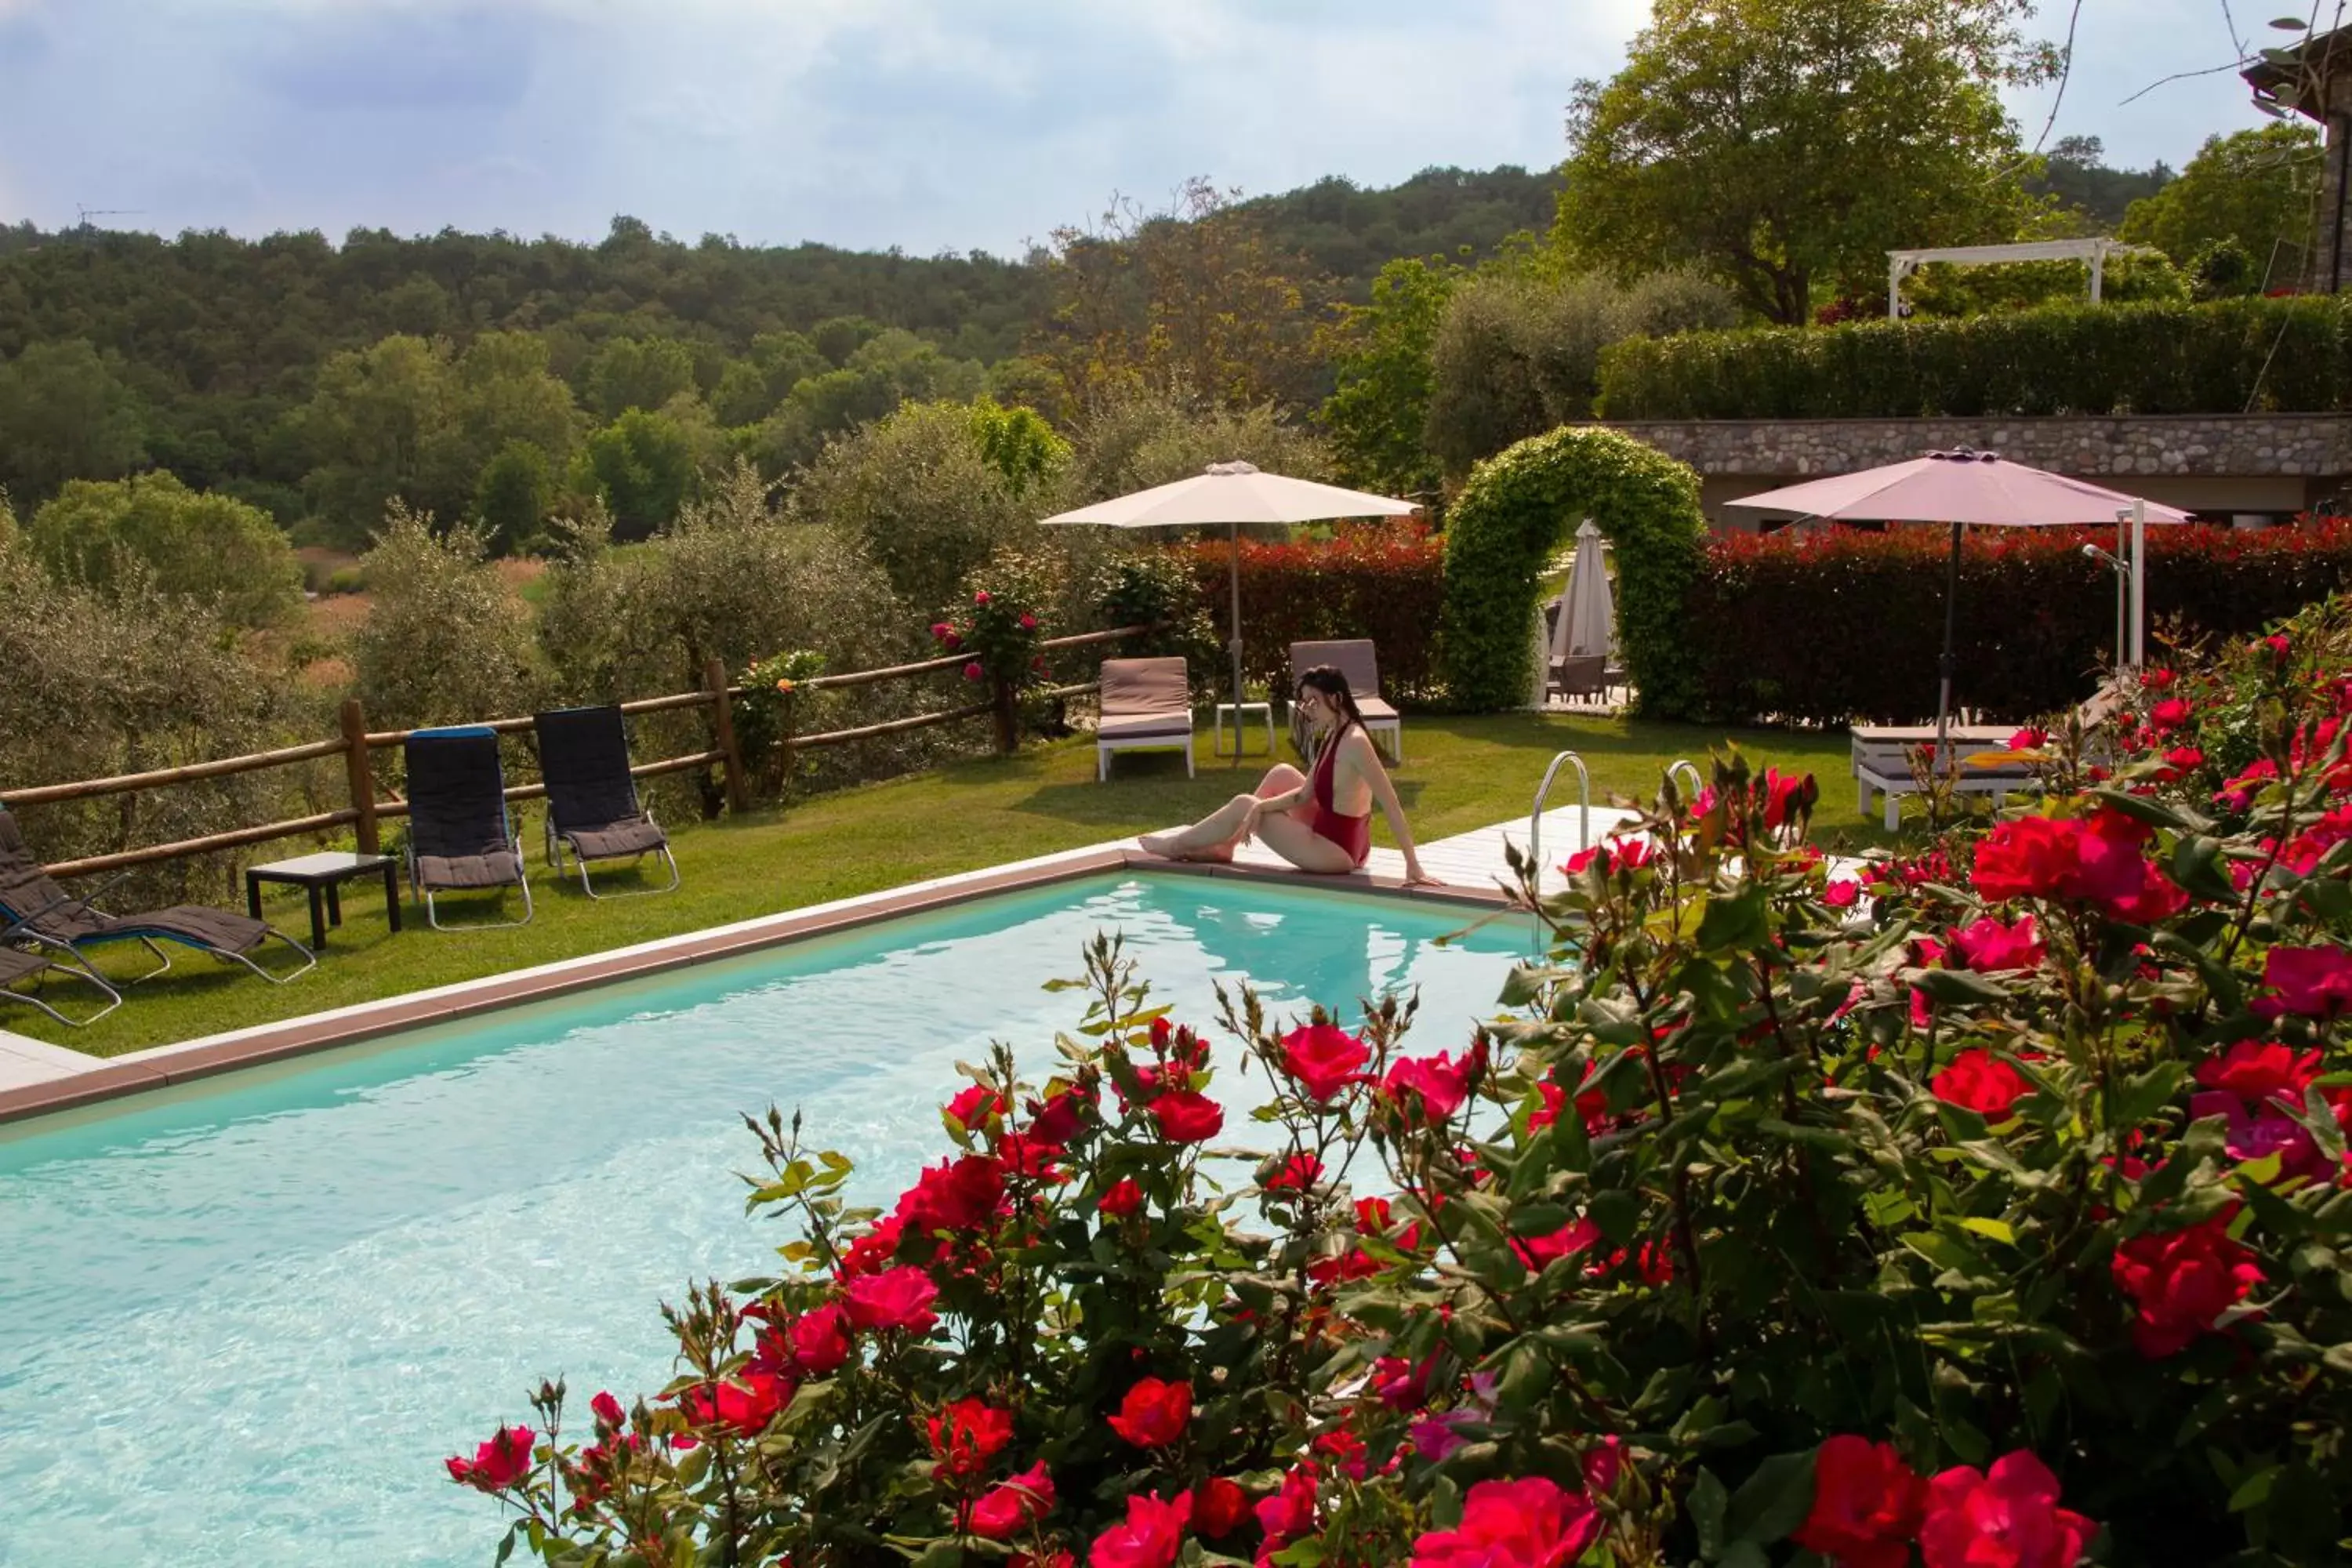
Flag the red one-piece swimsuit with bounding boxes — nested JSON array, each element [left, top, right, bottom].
[[1307, 724, 1372, 867]]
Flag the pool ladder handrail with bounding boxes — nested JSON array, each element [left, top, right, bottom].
[[1668, 758, 1704, 803], [1528, 750, 1592, 899]]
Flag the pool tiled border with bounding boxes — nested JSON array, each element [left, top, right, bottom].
[[0, 837, 1511, 1127]]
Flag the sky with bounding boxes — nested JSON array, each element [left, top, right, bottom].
[[0, 0, 2303, 256]]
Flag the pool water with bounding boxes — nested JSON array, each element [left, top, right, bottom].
[[0, 874, 1526, 1567]]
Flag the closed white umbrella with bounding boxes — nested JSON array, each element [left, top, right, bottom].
[[1552, 519, 1617, 663], [1040, 461, 1418, 731]]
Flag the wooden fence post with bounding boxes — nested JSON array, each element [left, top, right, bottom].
[[705, 657, 750, 815], [990, 673, 1018, 754], [339, 696, 380, 855]]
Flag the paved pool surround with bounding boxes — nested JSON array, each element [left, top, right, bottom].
[[0, 818, 1576, 1127]]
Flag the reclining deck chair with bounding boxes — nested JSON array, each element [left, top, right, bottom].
[[532, 706, 678, 897], [1096, 658, 1196, 782], [403, 727, 533, 930], [0, 809, 314, 985], [0, 902, 122, 1025], [1287, 639, 1403, 762]]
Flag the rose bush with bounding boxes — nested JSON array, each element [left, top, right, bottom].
[[457, 599, 2351, 1566], [930, 585, 1047, 696]]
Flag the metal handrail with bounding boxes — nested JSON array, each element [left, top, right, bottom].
[[1528, 751, 1592, 931], [1668, 759, 1704, 802]]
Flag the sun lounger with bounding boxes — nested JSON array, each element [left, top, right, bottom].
[[533, 706, 679, 897], [0, 921, 122, 1026], [1288, 639, 1402, 762], [1097, 658, 1196, 781], [0, 809, 315, 985], [1850, 724, 2037, 830], [403, 727, 533, 930]]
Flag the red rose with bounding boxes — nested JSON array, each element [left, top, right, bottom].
[[2257, 946, 2352, 1018], [1824, 878, 1862, 909], [1931, 1048, 2030, 1118], [1098, 1176, 1144, 1217], [1106, 1376, 1192, 1448], [2263, 633, 2292, 659], [1409, 1475, 1601, 1568], [927, 1396, 1014, 1481], [1383, 1049, 1479, 1121], [2111, 1214, 2262, 1357], [2149, 696, 2192, 731], [1088, 1489, 1191, 1568], [964, 661, 985, 681], [1192, 1476, 1249, 1538], [445, 1424, 535, 1490], [589, 1391, 625, 1428], [681, 1374, 789, 1438], [786, 1303, 852, 1375], [1794, 1436, 1925, 1568], [946, 1084, 1005, 1130], [1761, 767, 1817, 830], [2195, 1040, 2321, 1105], [969, 1461, 1055, 1539], [1581, 1436, 1624, 1497], [1947, 914, 2045, 972], [1971, 816, 2080, 902], [1018, 612, 1038, 630], [1279, 1022, 1371, 1102], [1918, 1451, 2094, 1568], [1149, 1089, 1223, 1144], [929, 621, 954, 640], [1026, 1086, 1091, 1147], [842, 1266, 939, 1334], [1512, 1216, 1601, 1272], [1262, 1152, 1323, 1193], [974, 590, 992, 605], [1254, 1466, 1319, 1549], [899, 1155, 1006, 1235], [2007, 725, 2048, 749]]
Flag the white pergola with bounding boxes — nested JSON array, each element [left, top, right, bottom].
[[1886, 238, 2165, 319]]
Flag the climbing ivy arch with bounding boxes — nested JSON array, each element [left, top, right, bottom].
[[1438, 426, 1708, 717]]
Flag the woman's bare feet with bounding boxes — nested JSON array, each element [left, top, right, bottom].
[[1138, 831, 1236, 863]]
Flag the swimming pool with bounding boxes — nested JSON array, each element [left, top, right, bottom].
[[0, 873, 1525, 1567]]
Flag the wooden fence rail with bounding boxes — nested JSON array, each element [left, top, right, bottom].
[[9, 626, 1150, 878]]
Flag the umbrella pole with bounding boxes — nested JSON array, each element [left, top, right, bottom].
[[1228, 523, 1246, 762], [1934, 521, 1962, 762]]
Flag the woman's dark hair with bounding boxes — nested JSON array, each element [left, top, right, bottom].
[[1294, 664, 1366, 739]]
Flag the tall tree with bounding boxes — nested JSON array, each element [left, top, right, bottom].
[[2118, 124, 2321, 284], [1556, 0, 2056, 323], [0, 339, 149, 504], [1318, 257, 1461, 495], [27, 472, 303, 630]]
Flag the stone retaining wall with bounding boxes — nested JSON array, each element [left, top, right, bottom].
[[1592, 413, 2352, 480]]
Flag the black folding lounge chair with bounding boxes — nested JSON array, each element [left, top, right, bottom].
[[532, 706, 679, 898], [0, 900, 122, 1026], [0, 809, 314, 985], [403, 727, 534, 931]]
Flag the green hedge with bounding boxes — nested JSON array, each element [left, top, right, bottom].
[[1596, 297, 2352, 420], [1680, 518, 2352, 724], [1439, 426, 1707, 715], [1176, 524, 1448, 701]]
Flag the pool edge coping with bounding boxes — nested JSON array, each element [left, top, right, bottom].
[[0, 842, 1508, 1127]]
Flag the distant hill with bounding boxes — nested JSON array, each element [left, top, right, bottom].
[[1242, 165, 1562, 298]]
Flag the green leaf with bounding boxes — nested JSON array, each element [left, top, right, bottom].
[[1912, 967, 2011, 1007], [1688, 1467, 1730, 1560], [2227, 1465, 2280, 1512], [1719, 1544, 1771, 1568], [1695, 887, 1770, 952], [1726, 1450, 1818, 1545], [2108, 1061, 2188, 1135], [2169, 834, 2239, 903], [1588, 1188, 1643, 1245], [1958, 1217, 2016, 1244]]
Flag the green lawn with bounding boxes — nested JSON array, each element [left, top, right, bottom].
[[10, 713, 1896, 1057]]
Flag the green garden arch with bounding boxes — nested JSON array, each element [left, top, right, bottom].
[[1438, 426, 1708, 717]]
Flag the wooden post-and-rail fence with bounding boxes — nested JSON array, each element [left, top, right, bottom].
[[7, 626, 1154, 879]]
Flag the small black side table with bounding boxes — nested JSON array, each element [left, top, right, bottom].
[[245, 851, 401, 950]]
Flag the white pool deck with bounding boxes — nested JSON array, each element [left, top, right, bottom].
[[3, 799, 1871, 1112]]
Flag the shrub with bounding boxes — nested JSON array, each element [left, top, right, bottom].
[[1439, 426, 1708, 715], [1063, 387, 1334, 504], [1099, 552, 1222, 689], [1681, 518, 2352, 724], [1175, 521, 1447, 701], [788, 401, 1047, 615], [1596, 296, 2352, 420], [0, 506, 313, 906], [27, 471, 303, 630], [455, 600, 2352, 1568], [351, 503, 543, 732]]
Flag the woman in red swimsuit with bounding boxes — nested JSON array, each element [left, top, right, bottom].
[[1138, 666, 1436, 884]]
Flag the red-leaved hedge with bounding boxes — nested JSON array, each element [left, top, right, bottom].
[[1682, 517, 2352, 724], [1177, 522, 1446, 701]]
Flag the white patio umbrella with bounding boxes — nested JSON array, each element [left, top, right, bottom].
[[1552, 519, 1617, 664], [1040, 460, 1418, 731], [1723, 449, 2190, 753]]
